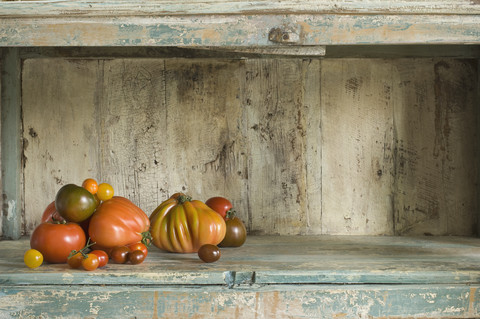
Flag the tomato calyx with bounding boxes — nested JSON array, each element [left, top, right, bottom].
[[225, 209, 237, 220], [141, 231, 153, 246], [177, 194, 192, 204]]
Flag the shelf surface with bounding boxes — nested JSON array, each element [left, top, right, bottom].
[[1, 235, 480, 287]]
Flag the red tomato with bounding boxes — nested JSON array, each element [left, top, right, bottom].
[[90, 250, 109, 268], [67, 252, 84, 269], [88, 196, 151, 249], [30, 222, 86, 263], [127, 242, 148, 258], [205, 197, 233, 220], [41, 201, 65, 223]]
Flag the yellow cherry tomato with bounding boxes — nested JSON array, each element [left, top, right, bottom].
[[24, 249, 43, 269], [97, 183, 114, 201]]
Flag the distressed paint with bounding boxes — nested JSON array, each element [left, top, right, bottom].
[[1, 1, 480, 16], [1, 237, 480, 317], [1, 284, 479, 318], [1, 15, 480, 47], [0, 48, 22, 240]]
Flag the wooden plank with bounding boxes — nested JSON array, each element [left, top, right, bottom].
[[321, 59, 395, 235], [2, 236, 480, 286], [243, 59, 315, 235], [393, 59, 478, 236], [22, 59, 101, 233], [1, 0, 480, 16], [1, 15, 480, 47], [0, 48, 22, 239], [1, 284, 479, 318]]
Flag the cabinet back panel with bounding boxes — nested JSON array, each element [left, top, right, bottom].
[[21, 58, 478, 236]]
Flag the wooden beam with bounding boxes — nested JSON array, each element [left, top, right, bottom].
[[1, 48, 23, 239]]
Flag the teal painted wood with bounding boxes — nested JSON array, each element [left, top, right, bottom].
[[2, 236, 480, 286], [0, 0, 480, 47], [1, 284, 479, 318], [0, 48, 22, 240]]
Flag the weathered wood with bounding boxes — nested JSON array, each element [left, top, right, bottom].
[[1, 236, 480, 318], [393, 59, 479, 236], [20, 57, 479, 236], [1, 0, 480, 16], [321, 59, 395, 235], [1, 15, 480, 47], [0, 48, 22, 239], [2, 284, 479, 318], [22, 59, 101, 231]]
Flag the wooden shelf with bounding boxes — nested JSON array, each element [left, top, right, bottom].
[[1, 1, 480, 47], [2, 235, 480, 317]]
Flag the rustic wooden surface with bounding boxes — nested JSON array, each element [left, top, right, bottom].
[[1, 235, 480, 318], [20, 57, 479, 237], [1, 1, 480, 47]]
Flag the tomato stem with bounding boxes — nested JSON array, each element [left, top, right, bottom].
[[68, 238, 96, 259], [177, 194, 192, 204], [225, 209, 237, 220]]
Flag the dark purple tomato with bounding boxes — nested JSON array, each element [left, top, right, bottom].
[[198, 244, 221, 263]]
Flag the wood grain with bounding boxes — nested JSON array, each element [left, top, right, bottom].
[[21, 57, 479, 236]]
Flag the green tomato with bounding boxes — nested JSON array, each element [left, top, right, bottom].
[[55, 184, 97, 223]]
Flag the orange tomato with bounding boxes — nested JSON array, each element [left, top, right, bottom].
[[88, 196, 150, 248], [82, 178, 98, 195]]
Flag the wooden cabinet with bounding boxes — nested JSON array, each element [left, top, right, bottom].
[[1, 1, 480, 317]]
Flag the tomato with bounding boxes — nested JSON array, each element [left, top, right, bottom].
[[219, 217, 247, 247], [41, 201, 65, 223], [82, 253, 99, 271], [198, 244, 221, 263], [24, 249, 43, 269], [89, 196, 151, 248], [111, 246, 130, 264], [55, 184, 98, 223], [82, 178, 98, 195], [30, 221, 86, 263], [150, 194, 226, 253], [127, 242, 148, 258], [97, 183, 114, 201], [67, 252, 84, 269], [205, 197, 233, 220], [128, 250, 146, 265], [90, 250, 109, 268], [42, 201, 91, 238]]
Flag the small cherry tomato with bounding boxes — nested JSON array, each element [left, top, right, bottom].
[[128, 250, 146, 265], [24, 249, 43, 269], [205, 197, 233, 220], [82, 178, 98, 195], [90, 250, 109, 268], [110, 246, 130, 264], [127, 242, 148, 258], [67, 252, 84, 269], [198, 244, 221, 263], [82, 253, 99, 271], [97, 183, 114, 201]]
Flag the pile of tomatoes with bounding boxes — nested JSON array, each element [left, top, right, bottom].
[[24, 180, 248, 269], [25, 178, 151, 271]]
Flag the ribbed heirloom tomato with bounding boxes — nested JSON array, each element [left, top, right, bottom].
[[150, 193, 226, 253], [88, 196, 151, 249]]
